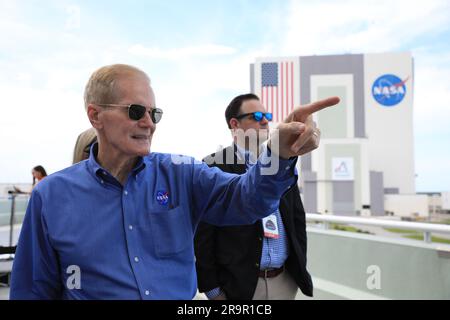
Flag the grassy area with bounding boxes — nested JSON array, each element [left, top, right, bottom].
[[404, 234, 450, 244], [383, 227, 421, 234], [427, 219, 450, 225], [331, 223, 372, 234], [384, 227, 450, 244]]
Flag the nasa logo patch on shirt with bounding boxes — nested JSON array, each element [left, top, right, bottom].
[[156, 190, 169, 206]]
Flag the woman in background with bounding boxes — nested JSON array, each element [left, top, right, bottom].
[[31, 165, 47, 188], [13, 165, 47, 194]]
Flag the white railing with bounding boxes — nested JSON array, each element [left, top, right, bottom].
[[0, 193, 29, 247], [306, 213, 450, 244]]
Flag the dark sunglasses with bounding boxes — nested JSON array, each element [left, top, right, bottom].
[[96, 103, 163, 123], [235, 111, 273, 122]]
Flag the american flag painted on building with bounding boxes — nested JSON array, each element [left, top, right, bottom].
[[260, 61, 297, 123]]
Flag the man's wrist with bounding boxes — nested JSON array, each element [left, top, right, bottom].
[[267, 139, 290, 160], [205, 287, 223, 299]]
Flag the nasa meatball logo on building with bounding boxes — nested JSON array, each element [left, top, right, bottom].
[[372, 74, 409, 107]]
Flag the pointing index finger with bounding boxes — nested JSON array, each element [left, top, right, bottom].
[[294, 96, 340, 120], [302, 96, 340, 114]]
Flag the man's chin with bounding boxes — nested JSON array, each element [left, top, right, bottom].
[[133, 144, 151, 157], [136, 148, 151, 157], [131, 139, 152, 156]]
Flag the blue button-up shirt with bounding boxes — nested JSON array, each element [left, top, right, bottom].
[[10, 144, 296, 300]]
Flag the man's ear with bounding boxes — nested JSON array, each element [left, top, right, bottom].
[[229, 118, 239, 130], [87, 104, 103, 129]]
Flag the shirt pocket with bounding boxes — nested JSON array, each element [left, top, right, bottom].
[[148, 206, 192, 257]]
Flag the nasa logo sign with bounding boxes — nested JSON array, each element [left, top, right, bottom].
[[372, 74, 408, 107]]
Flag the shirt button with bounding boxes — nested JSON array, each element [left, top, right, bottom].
[[129, 225, 133, 230], [255, 263, 260, 268], [145, 290, 150, 296], [285, 166, 290, 171], [258, 237, 263, 241], [124, 190, 128, 195], [101, 180, 104, 184], [134, 257, 139, 262]]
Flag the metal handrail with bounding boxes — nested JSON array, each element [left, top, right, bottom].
[[8, 193, 16, 247], [2, 192, 29, 249], [306, 213, 450, 243]]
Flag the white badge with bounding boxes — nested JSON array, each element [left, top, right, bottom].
[[262, 214, 279, 239]]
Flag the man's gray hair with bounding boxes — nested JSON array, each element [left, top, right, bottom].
[[83, 64, 150, 110]]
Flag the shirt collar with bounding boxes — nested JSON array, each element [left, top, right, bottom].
[[87, 142, 147, 185]]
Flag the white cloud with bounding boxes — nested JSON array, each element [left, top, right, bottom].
[[129, 44, 237, 59], [415, 155, 450, 192], [414, 63, 450, 136], [65, 5, 81, 30], [0, 85, 89, 183], [282, 0, 450, 55]]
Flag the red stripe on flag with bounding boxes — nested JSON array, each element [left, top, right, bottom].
[[276, 82, 279, 123], [291, 62, 294, 114], [286, 62, 289, 118], [261, 87, 264, 107], [261, 87, 264, 111], [270, 86, 273, 120], [287, 61, 290, 119], [281, 62, 284, 122], [297, 61, 300, 113], [262, 87, 266, 114]]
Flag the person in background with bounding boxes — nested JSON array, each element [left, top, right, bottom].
[[194, 94, 313, 300], [31, 166, 47, 188], [72, 128, 97, 164], [14, 165, 47, 194]]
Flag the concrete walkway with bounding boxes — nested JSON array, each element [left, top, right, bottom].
[[0, 287, 9, 300]]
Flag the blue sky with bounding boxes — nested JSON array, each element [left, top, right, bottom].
[[0, 0, 449, 192]]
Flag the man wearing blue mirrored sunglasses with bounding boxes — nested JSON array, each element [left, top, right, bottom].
[[235, 110, 273, 122], [195, 93, 313, 300]]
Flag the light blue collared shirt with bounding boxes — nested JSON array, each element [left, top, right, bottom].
[[11, 143, 296, 300], [205, 144, 291, 299], [234, 144, 289, 270]]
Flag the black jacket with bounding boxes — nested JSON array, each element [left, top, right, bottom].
[[194, 145, 313, 299]]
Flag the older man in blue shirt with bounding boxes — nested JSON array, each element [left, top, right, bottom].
[[10, 64, 339, 299]]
